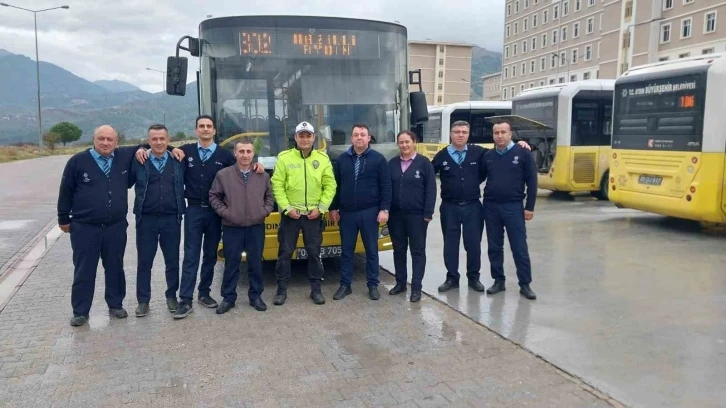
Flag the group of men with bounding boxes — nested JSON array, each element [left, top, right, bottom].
[[58, 115, 537, 328]]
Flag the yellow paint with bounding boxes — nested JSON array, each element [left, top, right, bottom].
[[536, 146, 610, 193]]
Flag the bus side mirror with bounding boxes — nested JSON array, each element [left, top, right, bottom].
[[166, 56, 188, 96], [410, 91, 428, 125]]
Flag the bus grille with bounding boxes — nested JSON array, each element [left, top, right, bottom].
[[573, 153, 596, 184]]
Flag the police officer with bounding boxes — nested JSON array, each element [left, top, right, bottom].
[[481, 121, 537, 300], [329, 124, 392, 301], [387, 130, 436, 302], [129, 124, 185, 317], [432, 121, 530, 294], [209, 138, 274, 314], [58, 125, 182, 327], [271, 121, 337, 306]]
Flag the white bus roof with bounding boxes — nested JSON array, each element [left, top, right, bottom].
[[427, 100, 512, 114], [513, 79, 616, 100], [618, 52, 725, 80]]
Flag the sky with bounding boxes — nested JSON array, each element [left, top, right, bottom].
[[0, 0, 505, 93]]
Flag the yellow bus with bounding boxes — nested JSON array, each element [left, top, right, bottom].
[[417, 101, 512, 159], [163, 15, 428, 260], [609, 53, 726, 224], [511, 80, 615, 199]]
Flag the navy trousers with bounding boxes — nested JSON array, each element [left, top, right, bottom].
[[221, 224, 264, 303], [135, 214, 181, 303], [439, 200, 484, 282], [339, 206, 380, 288], [388, 211, 429, 290], [180, 205, 222, 304], [70, 220, 127, 317], [483, 201, 532, 285]]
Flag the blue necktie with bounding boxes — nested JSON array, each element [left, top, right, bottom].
[[200, 148, 210, 162], [242, 171, 248, 182], [100, 156, 111, 176], [354, 155, 361, 179], [155, 157, 165, 173], [455, 151, 464, 165]]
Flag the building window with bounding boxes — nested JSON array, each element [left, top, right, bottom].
[[439, 45, 445, 52], [520, 84, 525, 92], [572, 48, 578, 64], [560, 51, 567, 66], [625, 1, 633, 19], [513, 65, 517, 77], [587, 17, 594, 34], [562, 26, 568, 41], [661, 23, 671, 43], [506, 25, 511, 37], [505, 46, 510, 59], [583, 72, 591, 80], [659, 56, 669, 61], [514, 22, 519, 35], [550, 79, 556, 84], [524, 17, 529, 31], [438, 71, 444, 78], [705, 11, 717, 34], [533, 14, 538, 27], [574, 22, 580, 38], [514, 44, 518, 56], [511, 86, 515, 97], [575, 0, 581, 11], [438, 83, 443, 90], [504, 67, 509, 79], [702, 48, 715, 54], [679, 52, 690, 58], [531, 60, 536, 73], [681, 18, 692, 39], [554, 4, 559, 19], [588, 0, 595, 6], [559, 77, 565, 83], [507, 3, 512, 16], [553, 29, 558, 44], [544, 10, 549, 24], [522, 62, 527, 75], [570, 74, 577, 82], [684, 0, 694, 4], [437, 95, 443, 103], [542, 33, 548, 47], [523, 40, 528, 53], [563, 1, 569, 16], [529, 82, 535, 88], [551, 55, 557, 68], [439, 58, 444, 65], [622, 31, 631, 48], [663, 0, 673, 10], [515, 0, 520, 13], [532, 37, 537, 50], [585, 45, 592, 60], [540, 57, 546, 71], [525, 0, 530, 8], [503, 88, 508, 100]]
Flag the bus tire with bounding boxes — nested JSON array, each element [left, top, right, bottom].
[[591, 172, 609, 200]]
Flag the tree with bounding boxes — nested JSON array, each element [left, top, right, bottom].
[[49, 122, 82, 146], [42, 132, 61, 151], [117, 132, 127, 144], [173, 131, 187, 141]]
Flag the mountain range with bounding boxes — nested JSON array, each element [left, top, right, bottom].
[[0, 47, 501, 145]]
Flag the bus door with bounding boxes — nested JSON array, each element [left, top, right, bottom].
[[569, 90, 612, 190]]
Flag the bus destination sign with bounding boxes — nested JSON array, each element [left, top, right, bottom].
[[239, 28, 380, 59]]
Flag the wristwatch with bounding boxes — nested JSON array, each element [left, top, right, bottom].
[[382, 209, 389, 213]]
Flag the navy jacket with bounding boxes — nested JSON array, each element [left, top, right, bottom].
[[388, 155, 437, 219], [179, 143, 236, 205], [331, 146, 392, 212], [432, 144, 488, 203], [129, 155, 185, 222], [481, 145, 538, 211]]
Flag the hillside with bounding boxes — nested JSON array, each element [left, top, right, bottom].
[[470, 46, 503, 99], [94, 80, 141, 93]]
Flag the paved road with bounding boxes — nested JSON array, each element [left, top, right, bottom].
[[0, 218, 615, 407], [0, 155, 70, 273], [381, 188, 726, 408]]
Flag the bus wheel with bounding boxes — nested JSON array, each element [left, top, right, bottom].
[[591, 173, 609, 200]]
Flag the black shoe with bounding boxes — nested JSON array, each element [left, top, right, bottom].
[[486, 281, 506, 295], [388, 283, 407, 295], [368, 286, 380, 300], [216, 300, 235, 314], [333, 285, 352, 300], [410, 290, 422, 303], [198, 295, 218, 308], [273, 288, 287, 306], [310, 290, 325, 305], [519, 284, 537, 300], [437, 279, 459, 292], [70, 315, 88, 327], [468, 280, 486, 292], [109, 307, 128, 319], [166, 298, 179, 313], [249, 298, 267, 311], [173, 303, 192, 319], [135, 303, 149, 317]]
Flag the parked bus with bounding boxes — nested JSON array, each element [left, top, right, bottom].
[[417, 101, 511, 159], [609, 53, 726, 224], [163, 15, 428, 260], [511, 80, 615, 199]]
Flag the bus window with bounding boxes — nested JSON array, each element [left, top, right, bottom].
[[601, 103, 612, 145], [422, 113, 442, 143], [571, 101, 601, 146]]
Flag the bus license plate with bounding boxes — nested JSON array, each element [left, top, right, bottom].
[[638, 175, 663, 186], [296, 246, 342, 259]]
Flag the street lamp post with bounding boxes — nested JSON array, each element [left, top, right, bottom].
[[146, 67, 166, 90], [1, 3, 69, 148]]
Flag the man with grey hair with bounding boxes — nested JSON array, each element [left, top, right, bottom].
[[57, 125, 182, 327], [431, 120, 529, 294]]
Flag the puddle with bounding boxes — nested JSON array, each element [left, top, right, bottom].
[[0, 220, 34, 230]]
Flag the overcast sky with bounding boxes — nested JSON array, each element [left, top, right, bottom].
[[0, 0, 505, 93]]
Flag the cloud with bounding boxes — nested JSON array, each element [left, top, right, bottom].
[[0, 0, 504, 92]]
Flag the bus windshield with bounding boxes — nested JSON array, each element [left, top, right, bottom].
[[197, 19, 409, 162], [512, 96, 558, 140]]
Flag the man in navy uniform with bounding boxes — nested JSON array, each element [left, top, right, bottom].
[[58, 125, 182, 327], [481, 121, 537, 300], [129, 124, 186, 317], [329, 124, 392, 301], [432, 121, 529, 294]]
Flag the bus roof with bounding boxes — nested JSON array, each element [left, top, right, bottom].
[[484, 115, 552, 131], [427, 100, 512, 114], [617, 52, 725, 81], [513, 79, 615, 101]]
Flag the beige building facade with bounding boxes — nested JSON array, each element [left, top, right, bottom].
[[408, 41, 474, 106], [501, 0, 726, 100], [482, 72, 503, 100]]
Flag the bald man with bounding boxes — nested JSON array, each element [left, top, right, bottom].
[[57, 125, 183, 327]]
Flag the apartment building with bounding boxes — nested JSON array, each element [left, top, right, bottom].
[[501, 0, 726, 100], [408, 40, 474, 106], [482, 72, 503, 100]]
